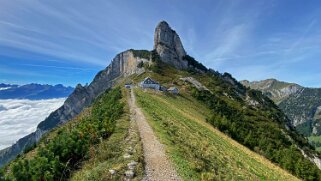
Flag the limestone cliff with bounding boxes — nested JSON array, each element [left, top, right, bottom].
[[154, 21, 188, 69]]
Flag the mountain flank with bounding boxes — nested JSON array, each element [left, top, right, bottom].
[[242, 79, 321, 154], [241, 79, 321, 136]]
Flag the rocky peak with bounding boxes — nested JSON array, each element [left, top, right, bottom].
[[154, 21, 188, 69]]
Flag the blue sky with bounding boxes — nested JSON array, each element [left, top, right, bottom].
[[0, 0, 320, 87]]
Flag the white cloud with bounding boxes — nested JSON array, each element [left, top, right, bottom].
[[0, 98, 65, 150], [0, 87, 11, 91]]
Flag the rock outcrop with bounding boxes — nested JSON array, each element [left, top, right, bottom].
[[154, 21, 188, 69], [180, 77, 209, 91], [0, 50, 148, 167]]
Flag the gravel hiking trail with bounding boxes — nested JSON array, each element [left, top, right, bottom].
[[128, 89, 181, 181]]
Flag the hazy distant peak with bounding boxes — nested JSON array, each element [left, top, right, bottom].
[[241, 79, 303, 103]]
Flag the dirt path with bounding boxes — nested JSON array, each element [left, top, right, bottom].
[[128, 89, 181, 181]]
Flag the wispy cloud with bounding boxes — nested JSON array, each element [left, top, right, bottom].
[[15, 63, 97, 72], [0, 66, 44, 77], [0, 1, 154, 67], [0, 23, 107, 66], [286, 19, 317, 55], [203, 24, 251, 66]]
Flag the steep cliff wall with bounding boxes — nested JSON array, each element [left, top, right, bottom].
[[154, 21, 188, 69]]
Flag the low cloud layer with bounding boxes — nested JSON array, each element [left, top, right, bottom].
[[0, 98, 65, 150]]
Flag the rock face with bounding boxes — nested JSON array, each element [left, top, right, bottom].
[[154, 21, 188, 69], [0, 50, 148, 167]]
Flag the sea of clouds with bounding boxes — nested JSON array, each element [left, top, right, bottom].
[[0, 98, 65, 150]]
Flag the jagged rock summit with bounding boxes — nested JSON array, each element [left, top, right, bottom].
[[154, 21, 188, 69]]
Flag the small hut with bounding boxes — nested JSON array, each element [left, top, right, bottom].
[[168, 87, 179, 94], [139, 77, 160, 90]]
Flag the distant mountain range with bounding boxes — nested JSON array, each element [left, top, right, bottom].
[[241, 79, 321, 137], [0, 83, 74, 100]]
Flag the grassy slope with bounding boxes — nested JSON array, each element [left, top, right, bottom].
[[70, 88, 144, 180], [135, 88, 299, 180]]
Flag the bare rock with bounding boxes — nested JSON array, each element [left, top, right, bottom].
[[127, 161, 138, 170], [154, 21, 188, 69], [125, 170, 135, 178], [123, 153, 132, 159], [109, 169, 116, 175], [180, 77, 209, 91]]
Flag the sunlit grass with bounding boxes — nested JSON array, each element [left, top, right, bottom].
[[70, 88, 144, 181], [135, 88, 299, 181]]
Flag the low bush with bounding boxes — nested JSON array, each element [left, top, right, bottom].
[[183, 55, 207, 72], [191, 86, 321, 181], [8, 88, 124, 181]]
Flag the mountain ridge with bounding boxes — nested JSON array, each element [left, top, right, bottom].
[[241, 79, 321, 137], [1, 21, 321, 180], [0, 83, 74, 100], [241, 79, 303, 103]]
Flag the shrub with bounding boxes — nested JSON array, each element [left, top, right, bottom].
[[183, 55, 207, 72], [190, 85, 321, 181], [137, 61, 144, 68], [149, 50, 163, 74], [130, 49, 150, 59], [8, 88, 124, 180]]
